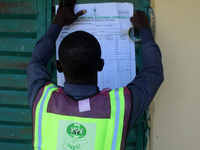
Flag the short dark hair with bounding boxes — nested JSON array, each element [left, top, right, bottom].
[[59, 31, 101, 81]]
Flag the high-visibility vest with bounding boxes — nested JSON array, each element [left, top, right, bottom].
[[33, 83, 131, 150]]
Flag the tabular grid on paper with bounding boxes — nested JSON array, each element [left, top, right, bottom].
[[56, 30, 135, 90]]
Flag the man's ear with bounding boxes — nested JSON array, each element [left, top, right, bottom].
[[55, 60, 63, 73], [98, 59, 104, 72]]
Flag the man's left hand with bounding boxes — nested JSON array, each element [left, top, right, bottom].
[[52, 0, 86, 27]]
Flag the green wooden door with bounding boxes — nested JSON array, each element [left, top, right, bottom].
[[0, 0, 151, 149], [0, 0, 51, 149]]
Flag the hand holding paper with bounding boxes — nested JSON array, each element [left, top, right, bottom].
[[52, 0, 87, 27], [130, 10, 150, 30]]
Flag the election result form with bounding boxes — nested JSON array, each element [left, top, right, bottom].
[[56, 3, 136, 90]]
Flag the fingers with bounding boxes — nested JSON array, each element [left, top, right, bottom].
[[71, 0, 76, 7], [75, 10, 87, 19], [132, 10, 144, 16], [130, 16, 133, 22], [130, 17, 136, 27], [66, 0, 75, 7], [59, 0, 63, 7], [130, 10, 150, 30], [66, 0, 71, 6], [63, 0, 72, 7], [61, 0, 76, 7], [63, 0, 68, 6]]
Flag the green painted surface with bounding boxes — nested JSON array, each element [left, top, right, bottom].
[[0, 20, 37, 32], [0, 108, 31, 123], [0, 38, 37, 52], [0, 56, 29, 69], [0, 0, 47, 149], [0, 0, 150, 149], [0, 1, 37, 14], [0, 143, 32, 150], [0, 125, 32, 140], [0, 90, 28, 105]]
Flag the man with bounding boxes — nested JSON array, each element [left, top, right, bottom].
[[27, 0, 164, 149]]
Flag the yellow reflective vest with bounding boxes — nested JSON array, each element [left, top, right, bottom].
[[33, 83, 131, 150]]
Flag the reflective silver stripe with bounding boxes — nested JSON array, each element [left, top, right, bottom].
[[111, 88, 121, 150], [37, 86, 56, 150]]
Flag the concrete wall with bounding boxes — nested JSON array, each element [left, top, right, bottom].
[[151, 0, 200, 149]]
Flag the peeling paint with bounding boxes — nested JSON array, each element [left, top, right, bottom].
[[0, 2, 37, 14], [21, 45, 24, 51]]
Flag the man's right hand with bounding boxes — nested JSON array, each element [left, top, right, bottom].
[[52, 0, 86, 27], [130, 10, 150, 30]]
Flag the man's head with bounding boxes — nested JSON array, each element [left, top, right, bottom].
[[56, 31, 104, 84]]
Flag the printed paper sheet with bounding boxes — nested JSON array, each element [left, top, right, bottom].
[[56, 3, 136, 90]]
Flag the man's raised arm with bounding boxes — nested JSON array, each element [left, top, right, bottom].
[[127, 11, 164, 129], [27, 0, 86, 108]]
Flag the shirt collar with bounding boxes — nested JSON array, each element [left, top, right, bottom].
[[62, 82, 100, 100]]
